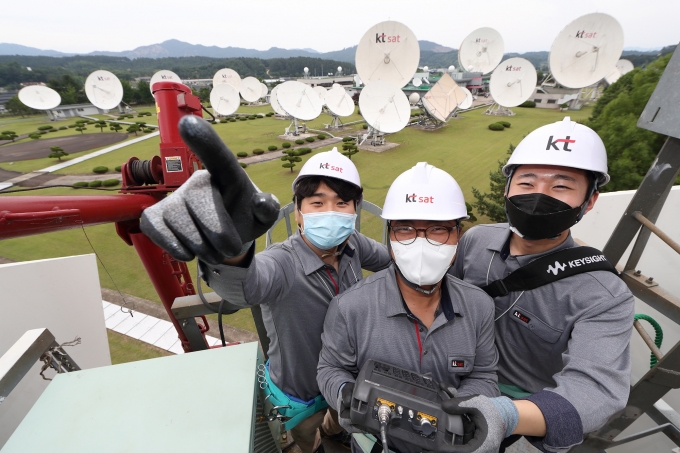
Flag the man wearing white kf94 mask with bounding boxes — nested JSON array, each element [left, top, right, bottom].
[[317, 163, 500, 453]]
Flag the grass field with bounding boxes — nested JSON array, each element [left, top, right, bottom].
[[0, 105, 591, 334], [108, 329, 172, 364]]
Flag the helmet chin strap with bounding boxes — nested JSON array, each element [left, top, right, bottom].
[[387, 240, 441, 296]]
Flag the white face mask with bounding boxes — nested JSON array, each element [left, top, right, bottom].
[[391, 238, 457, 286]]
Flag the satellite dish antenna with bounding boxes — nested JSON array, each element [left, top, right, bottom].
[[313, 86, 327, 105], [412, 77, 422, 87], [604, 67, 622, 84], [210, 83, 240, 116], [18, 85, 61, 110], [26, 67, 32, 71], [260, 83, 269, 100], [331, 83, 343, 90], [408, 92, 421, 105], [150, 70, 181, 94], [548, 13, 624, 88], [240, 76, 263, 103], [269, 85, 288, 116], [423, 66, 429, 72], [213, 68, 242, 91], [458, 27, 504, 74], [84, 70, 124, 110], [304, 67, 309, 73], [421, 73, 468, 126], [616, 59, 634, 75], [276, 81, 322, 136], [448, 65, 456, 72], [458, 87, 474, 110], [359, 80, 410, 147], [487, 57, 537, 115], [337, 66, 343, 74], [324, 86, 354, 128], [354, 75, 363, 86], [355, 21, 420, 88]]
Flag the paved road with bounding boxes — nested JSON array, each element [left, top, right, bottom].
[[0, 133, 128, 162]]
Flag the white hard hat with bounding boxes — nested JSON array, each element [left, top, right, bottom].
[[292, 147, 361, 192], [503, 117, 610, 186], [381, 162, 468, 221]]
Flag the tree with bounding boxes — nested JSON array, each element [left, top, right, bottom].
[[126, 124, 140, 136], [110, 123, 123, 132], [48, 146, 69, 161], [1, 131, 18, 141], [281, 153, 302, 172], [471, 144, 514, 223], [75, 126, 87, 134], [135, 81, 155, 105], [94, 121, 107, 132], [120, 79, 134, 104], [342, 143, 359, 160], [5, 96, 37, 117], [28, 132, 41, 140]]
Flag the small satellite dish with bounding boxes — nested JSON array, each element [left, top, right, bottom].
[[150, 70, 181, 94], [355, 20, 420, 88], [412, 77, 422, 87], [26, 67, 32, 71], [489, 57, 537, 107], [276, 81, 322, 121], [18, 85, 61, 110], [325, 86, 354, 117], [313, 86, 328, 105], [354, 75, 363, 86], [421, 73, 468, 122], [240, 76, 263, 103], [269, 85, 288, 116], [260, 83, 269, 99], [458, 87, 474, 109], [304, 67, 309, 73], [337, 66, 342, 72], [616, 59, 634, 75], [84, 70, 124, 110], [408, 92, 421, 105], [332, 83, 343, 90], [458, 27, 504, 74], [423, 66, 429, 72], [359, 80, 410, 134], [210, 83, 240, 116], [448, 65, 456, 72], [213, 68, 242, 91], [549, 13, 624, 88]]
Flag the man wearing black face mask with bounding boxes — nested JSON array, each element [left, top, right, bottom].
[[443, 117, 634, 453]]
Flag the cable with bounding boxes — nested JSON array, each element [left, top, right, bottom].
[[377, 404, 391, 453], [218, 299, 226, 347], [196, 260, 237, 347]]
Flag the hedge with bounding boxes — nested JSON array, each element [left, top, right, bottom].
[[519, 100, 536, 108], [305, 137, 315, 143], [488, 123, 505, 131], [102, 179, 120, 187], [268, 145, 278, 151], [498, 121, 511, 128], [93, 166, 109, 174], [220, 119, 229, 123], [240, 162, 248, 168], [282, 142, 291, 148], [88, 180, 102, 187], [73, 181, 88, 188], [294, 139, 305, 145], [253, 149, 265, 155], [114, 166, 122, 172], [38, 125, 54, 131], [342, 136, 355, 142], [317, 134, 326, 140], [58, 126, 67, 130], [236, 151, 248, 158], [239, 118, 247, 121]]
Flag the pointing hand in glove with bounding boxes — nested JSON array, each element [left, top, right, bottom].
[[140, 115, 280, 265]]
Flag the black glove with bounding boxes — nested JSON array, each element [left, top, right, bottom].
[[140, 115, 280, 265], [441, 395, 506, 453]]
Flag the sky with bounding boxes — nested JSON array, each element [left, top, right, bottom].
[[1, 0, 679, 54]]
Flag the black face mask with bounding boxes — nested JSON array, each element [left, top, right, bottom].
[[505, 193, 585, 240]]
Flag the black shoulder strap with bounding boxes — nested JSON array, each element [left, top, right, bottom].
[[481, 246, 618, 298]]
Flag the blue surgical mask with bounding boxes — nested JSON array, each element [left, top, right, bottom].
[[301, 211, 357, 250]]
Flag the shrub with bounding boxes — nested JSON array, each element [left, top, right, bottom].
[[498, 121, 511, 128], [294, 139, 305, 145], [362, 124, 368, 129], [240, 162, 248, 168], [342, 136, 355, 142], [38, 125, 54, 131], [29, 133, 41, 139], [73, 181, 88, 188], [305, 137, 315, 143], [519, 100, 536, 108], [220, 118, 229, 123], [236, 151, 248, 158], [248, 116, 256, 120], [282, 142, 291, 148], [268, 145, 278, 151], [317, 134, 326, 140], [93, 166, 109, 174], [488, 123, 505, 131], [102, 179, 120, 187], [143, 128, 154, 133], [39, 130, 48, 135], [253, 149, 265, 155], [59, 126, 67, 130], [229, 118, 237, 122], [68, 124, 78, 128], [239, 117, 247, 121], [88, 180, 102, 187], [114, 166, 122, 172], [298, 147, 312, 155]]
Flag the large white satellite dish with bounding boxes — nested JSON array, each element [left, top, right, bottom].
[[150, 70, 181, 94], [276, 81, 322, 121], [325, 86, 354, 117], [549, 13, 624, 88], [458, 87, 474, 110], [18, 85, 61, 110], [314, 86, 328, 105], [458, 27, 504, 75], [355, 21, 420, 88], [213, 68, 241, 91], [85, 70, 123, 110], [604, 67, 622, 84], [616, 59, 634, 75], [359, 80, 410, 134], [412, 77, 422, 87], [408, 92, 421, 105], [421, 73, 468, 123], [260, 83, 269, 99], [269, 85, 288, 116], [240, 76, 263, 103], [210, 83, 240, 116], [489, 57, 537, 107]]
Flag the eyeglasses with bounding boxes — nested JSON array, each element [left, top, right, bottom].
[[389, 223, 461, 245]]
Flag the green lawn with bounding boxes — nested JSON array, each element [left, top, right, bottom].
[[107, 329, 172, 364], [0, 105, 591, 334]]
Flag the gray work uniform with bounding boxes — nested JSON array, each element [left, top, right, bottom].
[[202, 231, 391, 401], [318, 264, 499, 453], [450, 223, 634, 451]]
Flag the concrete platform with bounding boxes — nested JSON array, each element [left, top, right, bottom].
[[358, 141, 400, 153]]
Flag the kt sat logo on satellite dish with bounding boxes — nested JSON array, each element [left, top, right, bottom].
[[575, 30, 598, 38], [475, 38, 488, 43], [405, 194, 434, 203], [375, 32, 401, 43], [97, 75, 111, 81], [161, 74, 175, 79], [505, 65, 522, 71]]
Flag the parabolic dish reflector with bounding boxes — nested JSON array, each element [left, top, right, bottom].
[[355, 20, 420, 88], [213, 68, 241, 91], [150, 70, 181, 94], [84, 70, 123, 110], [210, 83, 240, 116], [313, 86, 327, 105], [408, 92, 420, 105], [616, 59, 634, 75], [325, 87, 354, 117], [458, 87, 474, 109], [412, 77, 422, 87], [421, 73, 468, 122], [269, 85, 288, 116], [604, 67, 622, 84], [489, 57, 537, 107], [549, 13, 624, 88], [18, 85, 61, 110], [276, 81, 322, 121], [260, 83, 269, 99], [359, 80, 410, 134], [458, 27, 504, 74], [240, 76, 263, 103]]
